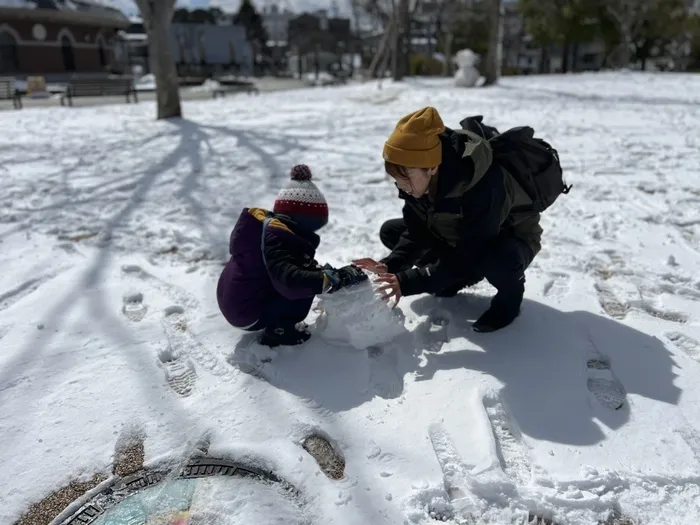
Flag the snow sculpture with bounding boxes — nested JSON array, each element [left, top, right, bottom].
[[453, 48, 480, 88], [314, 280, 406, 349]]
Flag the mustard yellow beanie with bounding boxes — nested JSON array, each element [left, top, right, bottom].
[[383, 106, 446, 168]]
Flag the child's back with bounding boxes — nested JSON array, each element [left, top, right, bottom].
[[217, 206, 324, 330]]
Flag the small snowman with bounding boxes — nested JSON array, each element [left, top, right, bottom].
[[453, 48, 481, 88]]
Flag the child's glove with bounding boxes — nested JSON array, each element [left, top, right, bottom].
[[323, 265, 368, 293]]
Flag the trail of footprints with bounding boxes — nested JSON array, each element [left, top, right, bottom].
[[594, 281, 687, 323], [429, 393, 635, 525], [119, 264, 239, 395]]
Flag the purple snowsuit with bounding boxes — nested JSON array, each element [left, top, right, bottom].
[[217, 207, 326, 330]]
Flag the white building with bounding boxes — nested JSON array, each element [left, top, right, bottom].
[[261, 3, 294, 47]]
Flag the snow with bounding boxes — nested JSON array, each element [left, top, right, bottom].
[[1, 71, 700, 525]]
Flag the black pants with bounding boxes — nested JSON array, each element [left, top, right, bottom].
[[380, 218, 534, 310], [247, 294, 314, 332]]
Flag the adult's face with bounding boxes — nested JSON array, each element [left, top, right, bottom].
[[393, 167, 438, 198]]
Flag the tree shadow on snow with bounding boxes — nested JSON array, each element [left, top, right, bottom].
[[410, 294, 682, 446], [164, 118, 309, 261], [0, 117, 313, 463]]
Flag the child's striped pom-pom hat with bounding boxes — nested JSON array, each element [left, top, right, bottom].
[[273, 164, 329, 231]]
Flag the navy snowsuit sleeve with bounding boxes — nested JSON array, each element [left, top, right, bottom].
[[396, 168, 507, 297], [263, 230, 326, 300]]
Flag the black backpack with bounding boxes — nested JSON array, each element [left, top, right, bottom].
[[459, 115, 572, 213]]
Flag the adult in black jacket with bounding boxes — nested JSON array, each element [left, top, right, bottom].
[[354, 106, 541, 332]]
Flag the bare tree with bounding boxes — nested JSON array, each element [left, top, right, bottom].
[[135, 0, 182, 119], [482, 0, 502, 85], [356, 0, 422, 80], [432, 0, 457, 76], [433, 0, 478, 77], [605, 0, 655, 68]]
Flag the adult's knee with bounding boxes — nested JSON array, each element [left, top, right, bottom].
[[482, 238, 533, 291], [379, 218, 406, 250]]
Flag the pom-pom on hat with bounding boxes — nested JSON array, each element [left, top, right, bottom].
[[273, 164, 329, 232]]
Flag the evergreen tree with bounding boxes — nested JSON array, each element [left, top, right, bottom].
[[234, 0, 270, 56]]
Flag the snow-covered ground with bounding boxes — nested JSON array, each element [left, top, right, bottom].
[[1, 72, 700, 525]]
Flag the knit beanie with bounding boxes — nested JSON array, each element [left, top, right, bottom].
[[273, 164, 329, 232], [383, 106, 446, 168]]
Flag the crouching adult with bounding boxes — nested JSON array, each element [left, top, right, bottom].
[[354, 106, 545, 333]]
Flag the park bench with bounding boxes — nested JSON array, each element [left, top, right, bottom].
[[211, 78, 260, 98], [0, 77, 22, 109], [60, 76, 138, 106]]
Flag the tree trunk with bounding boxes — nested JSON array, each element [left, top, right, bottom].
[[538, 46, 547, 74], [368, 18, 393, 79], [402, 0, 411, 79], [561, 41, 570, 73], [482, 0, 503, 85], [393, 0, 406, 81], [136, 0, 181, 120], [443, 32, 453, 76]]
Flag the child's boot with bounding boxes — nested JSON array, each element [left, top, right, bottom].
[[259, 324, 311, 347]]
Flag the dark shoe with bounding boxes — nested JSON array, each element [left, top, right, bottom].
[[472, 306, 520, 333], [259, 325, 311, 347]]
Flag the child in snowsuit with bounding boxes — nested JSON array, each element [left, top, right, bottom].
[[217, 164, 368, 347]]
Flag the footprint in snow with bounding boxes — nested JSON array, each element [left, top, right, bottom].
[[161, 305, 238, 384], [366, 345, 404, 399], [158, 346, 197, 397], [227, 334, 275, 382], [122, 292, 147, 322], [482, 393, 534, 486], [421, 309, 451, 353], [666, 331, 700, 361], [586, 356, 626, 411], [543, 272, 570, 299], [594, 282, 629, 320]]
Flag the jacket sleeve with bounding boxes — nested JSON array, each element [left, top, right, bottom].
[[381, 230, 422, 274], [380, 202, 425, 273], [263, 231, 326, 300], [396, 168, 506, 297]]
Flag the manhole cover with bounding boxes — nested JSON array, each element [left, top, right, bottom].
[[57, 458, 304, 525]]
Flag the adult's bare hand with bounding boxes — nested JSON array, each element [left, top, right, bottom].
[[374, 273, 402, 307], [352, 258, 388, 274]]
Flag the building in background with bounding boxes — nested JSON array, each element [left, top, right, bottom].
[[262, 3, 293, 47], [0, 0, 129, 80], [260, 3, 294, 73], [118, 17, 253, 78], [286, 9, 353, 79]]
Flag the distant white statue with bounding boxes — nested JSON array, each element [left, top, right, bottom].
[[453, 48, 480, 88]]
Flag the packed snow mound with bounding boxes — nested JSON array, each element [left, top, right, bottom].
[[315, 281, 407, 349], [454, 48, 481, 88]]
